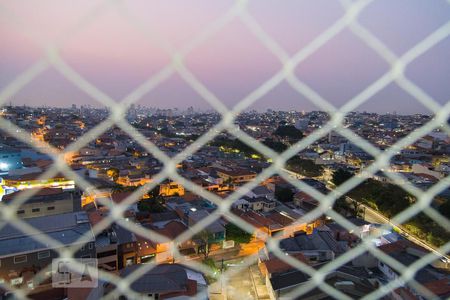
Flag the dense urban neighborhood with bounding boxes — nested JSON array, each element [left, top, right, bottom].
[[0, 105, 449, 299]]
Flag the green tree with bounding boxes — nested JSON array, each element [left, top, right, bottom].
[[275, 185, 294, 203], [147, 185, 161, 198], [332, 168, 353, 186], [111, 184, 137, 194], [262, 139, 288, 153], [137, 196, 166, 213], [225, 223, 252, 244], [196, 230, 214, 259], [439, 199, 450, 219], [286, 157, 323, 177], [274, 125, 304, 140]]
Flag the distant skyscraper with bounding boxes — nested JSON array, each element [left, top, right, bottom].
[[127, 104, 138, 123]]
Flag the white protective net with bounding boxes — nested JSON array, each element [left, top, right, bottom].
[[0, 0, 449, 299]]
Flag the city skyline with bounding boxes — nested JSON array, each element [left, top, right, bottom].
[[1, 102, 444, 117], [1, 0, 449, 114]]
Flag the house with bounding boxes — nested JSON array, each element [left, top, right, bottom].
[[246, 185, 274, 200], [88, 210, 119, 272], [293, 191, 318, 210], [159, 181, 185, 197], [106, 264, 208, 299], [215, 168, 257, 184], [136, 220, 195, 263], [188, 210, 226, 247], [233, 196, 276, 213], [265, 262, 377, 300], [279, 228, 347, 263], [113, 223, 138, 270], [3, 188, 81, 219], [232, 208, 317, 241], [116, 173, 151, 187], [358, 240, 450, 300], [0, 212, 95, 292]]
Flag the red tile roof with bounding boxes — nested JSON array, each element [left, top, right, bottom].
[[264, 253, 308, 274], [423, 278, 450, 297], [378, 240, 428, 254]]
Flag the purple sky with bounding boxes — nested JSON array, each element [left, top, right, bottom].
[[0, 0, 449, 114]]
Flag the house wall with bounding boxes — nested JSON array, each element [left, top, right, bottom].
[[0, 242, 95, 288], [16, 197, 75, 219]]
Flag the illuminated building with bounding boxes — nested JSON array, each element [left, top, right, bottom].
[[0, 144, 22, 174], [159, 182, 185, 197]]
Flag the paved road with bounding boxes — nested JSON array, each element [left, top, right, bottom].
[[209, 258, 270, 300]]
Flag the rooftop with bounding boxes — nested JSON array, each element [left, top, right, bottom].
[[0, 211, 94, 257]]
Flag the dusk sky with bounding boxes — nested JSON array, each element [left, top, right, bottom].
[[1, 0, 449, 114]]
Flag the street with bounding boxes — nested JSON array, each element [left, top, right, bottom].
[[209, 258, 270, 300]]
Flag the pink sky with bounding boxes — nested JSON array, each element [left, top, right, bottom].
[[0, 0, 449, 113]]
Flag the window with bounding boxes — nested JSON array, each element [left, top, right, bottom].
[[47, 206, 55, 211], [38, 250, 50, 260], [31, 208, 40, 213], [16, 210, 25, 215], [81, 255, 91, 259], [88, 242, 94, 250], [14, 255, 27, 264]]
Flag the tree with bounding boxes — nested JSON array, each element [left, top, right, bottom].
[[274, 125, 303, 140], [111, 184, 137, 194], [439, 199, 450, 219], [147, 185, 161, 198], [286, 157, 323, 177], [275, 185, 294, 203], [196, 230, 214, 259], [332, 196, 363, 218], [332, 168, 353, 186], [262, 139, 288, 153], [225, 223, 252, 244], [137, 196, 166, 213]]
